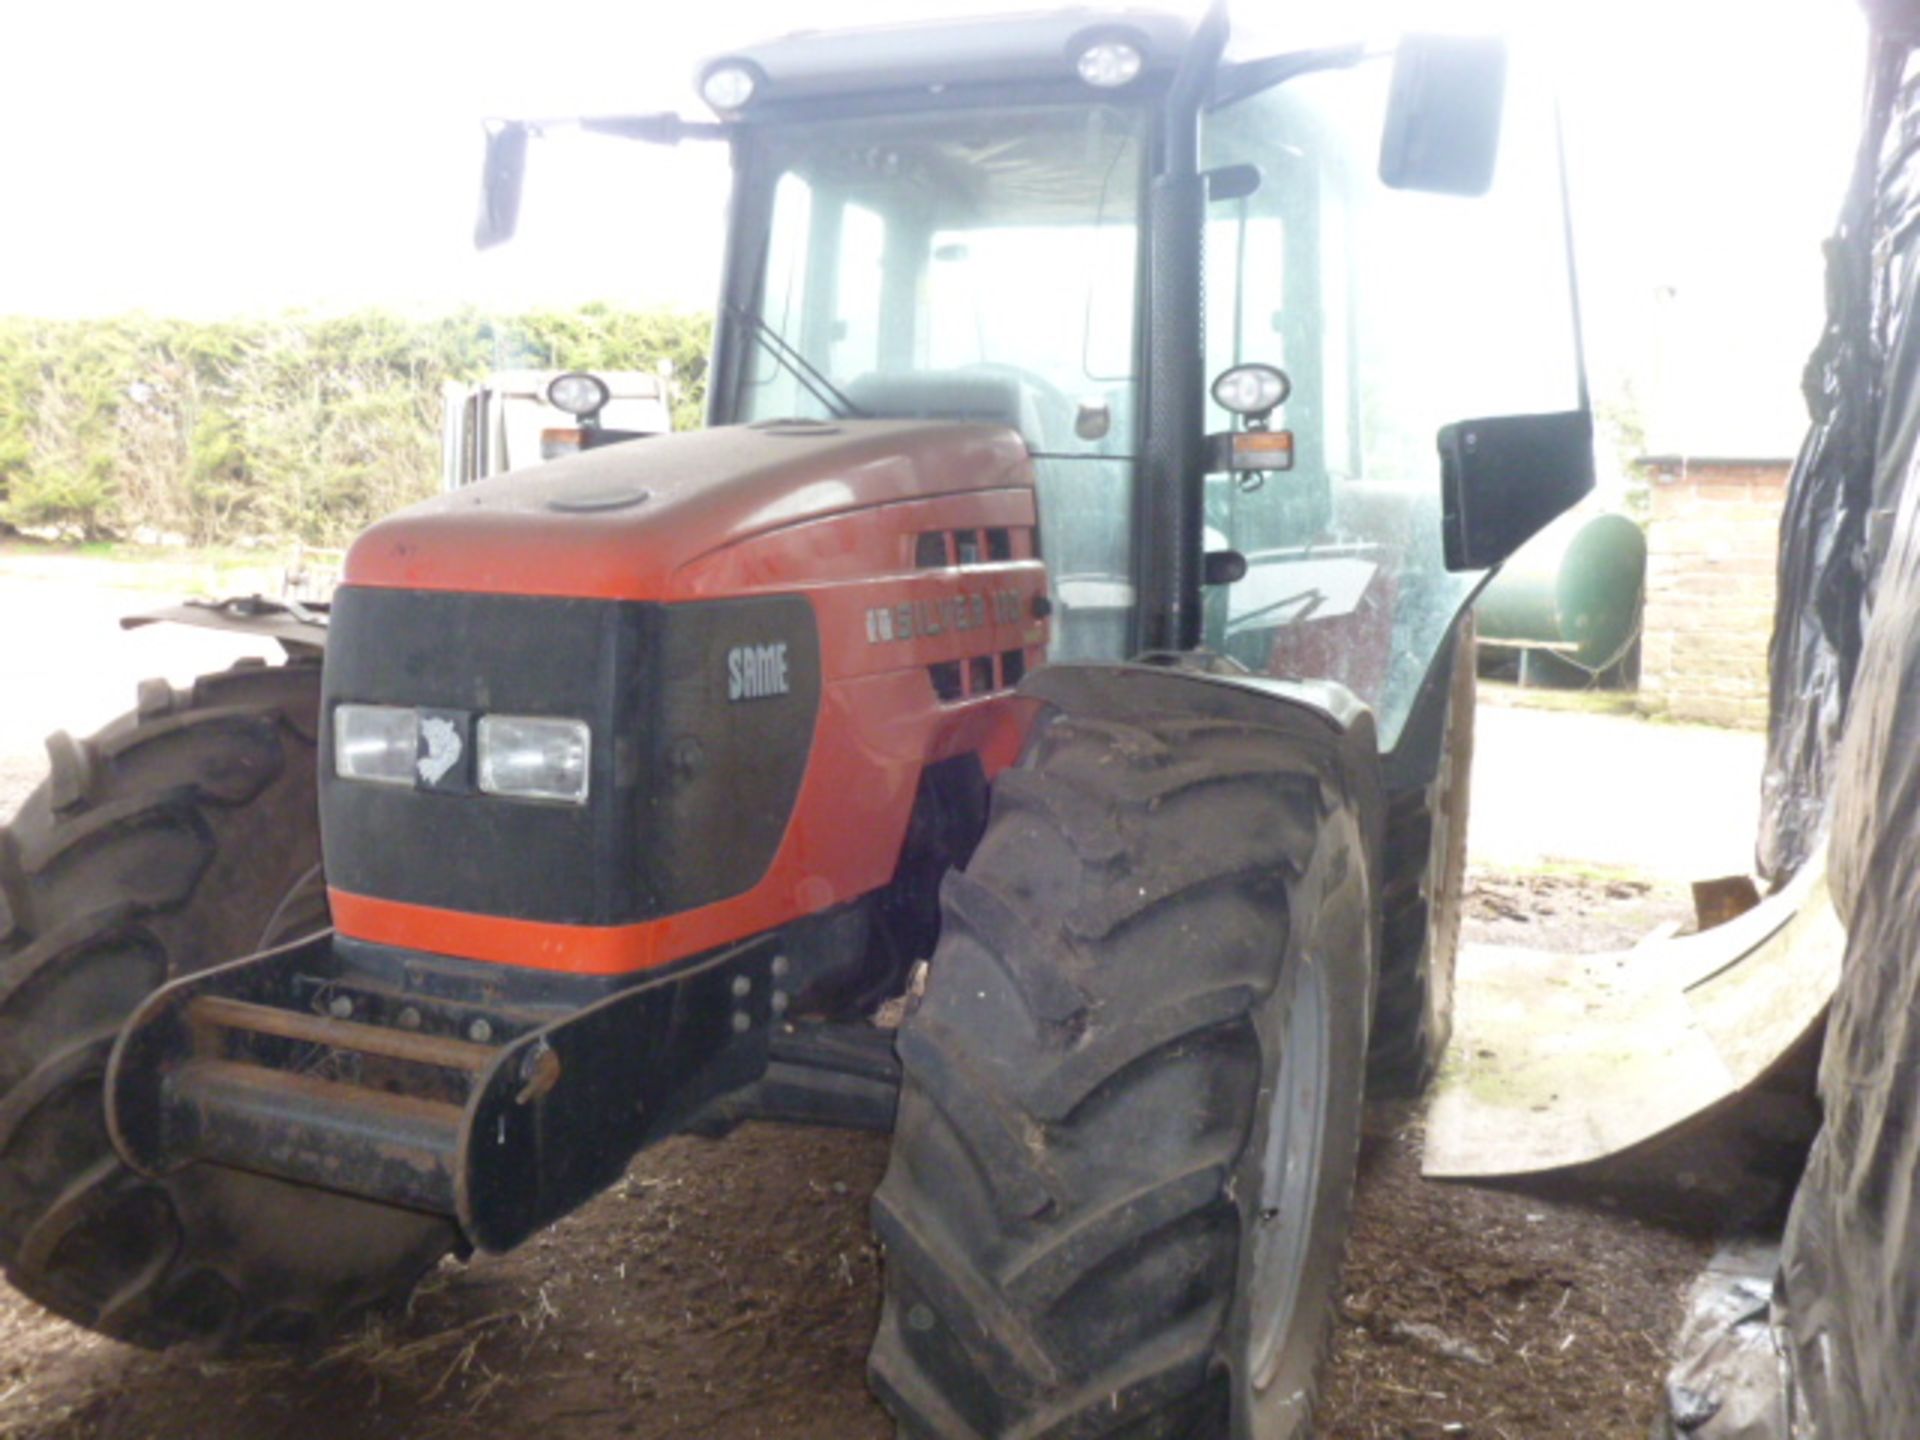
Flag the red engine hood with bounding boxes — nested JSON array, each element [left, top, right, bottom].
[[344, 418, 1033, 601]]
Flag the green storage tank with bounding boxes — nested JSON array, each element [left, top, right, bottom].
[[1476, 510, 1647, 673]]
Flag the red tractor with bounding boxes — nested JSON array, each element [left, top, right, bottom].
[[0, 8, 1589, 1435]]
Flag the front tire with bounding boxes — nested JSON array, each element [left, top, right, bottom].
[[869, 704, 1375, 1438], [0, 660, 454, 1348]]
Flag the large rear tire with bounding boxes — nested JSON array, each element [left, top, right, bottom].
[[1366, 616, 1475, 1095], [0, 660, 454, 1348], [869, 704, 1375, 1438]]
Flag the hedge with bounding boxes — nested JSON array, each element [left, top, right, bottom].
[[0, 305, 711, 546]]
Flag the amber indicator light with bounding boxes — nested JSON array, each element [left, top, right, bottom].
[[1231, 430, 1295, 471]]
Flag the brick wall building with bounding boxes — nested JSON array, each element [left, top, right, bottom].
[[1634, 455, 1791, 727]]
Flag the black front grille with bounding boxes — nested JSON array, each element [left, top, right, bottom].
[[321, 586, 823, 928]]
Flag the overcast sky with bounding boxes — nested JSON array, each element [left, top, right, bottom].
[[0, 0, 1867, 456]]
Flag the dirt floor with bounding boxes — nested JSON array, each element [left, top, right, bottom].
[[1321, 873, 1712, 1440], [0, 870, 1711, 1440]]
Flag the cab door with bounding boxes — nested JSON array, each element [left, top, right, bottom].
[[1201, 51, 1584, 747]]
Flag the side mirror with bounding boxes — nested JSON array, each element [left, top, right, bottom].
[[474, 122, 529, 251], [1380, 34, 1507, 197], [1439, 410, 1595, 571]]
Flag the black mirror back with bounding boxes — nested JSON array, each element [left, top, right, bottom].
[[474, 123, 529, 251], [1380, 34, 1507, 197], [1439, 410, 1596, 571]]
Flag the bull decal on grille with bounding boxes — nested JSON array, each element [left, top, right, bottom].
[[417, 716, 465, 786]]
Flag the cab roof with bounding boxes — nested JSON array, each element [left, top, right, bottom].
[[701, 9, 1195, 111]]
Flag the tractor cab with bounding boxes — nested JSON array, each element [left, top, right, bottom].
[[488, 8, 1591, 748]]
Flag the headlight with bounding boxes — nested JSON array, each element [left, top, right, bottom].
[[546, 371, 610, 419], [478, 715, 591, 804], [334, 704, 418, 788], [1212, 363, 1292, 418], [1076, 39, 1144, 89], [700, 63, 758, 113]]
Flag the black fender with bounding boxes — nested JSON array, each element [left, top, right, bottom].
[[1382, 608, 1475, 796]]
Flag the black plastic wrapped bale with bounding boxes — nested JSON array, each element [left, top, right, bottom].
[[1771, 10, 1920, 1435], [1756, 45, 1893, 883]]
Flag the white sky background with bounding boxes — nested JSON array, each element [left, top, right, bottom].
[[0, 0, 1866, 457]]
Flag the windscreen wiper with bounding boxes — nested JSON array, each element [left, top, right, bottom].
[[724, 303, 870, 421]]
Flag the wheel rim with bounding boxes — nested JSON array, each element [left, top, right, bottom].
[[1247, 951, 1332, 1399]]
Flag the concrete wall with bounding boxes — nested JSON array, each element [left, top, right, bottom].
[[1637, 457, 1790, 728]]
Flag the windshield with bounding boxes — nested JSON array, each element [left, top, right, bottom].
[[735, 104, 1147, 659]]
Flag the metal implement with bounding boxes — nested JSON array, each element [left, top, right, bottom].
[[1423, 849, 1842, 1179]]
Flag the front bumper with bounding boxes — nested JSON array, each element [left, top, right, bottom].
[[105, 930, 776, 1251]]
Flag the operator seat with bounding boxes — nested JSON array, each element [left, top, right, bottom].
[[843, 368, 1133, 661], [843, 370, 1051, 452]]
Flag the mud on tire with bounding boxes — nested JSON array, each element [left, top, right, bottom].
[[0, 660, 453, 1348], [869, 703, 1375, 1438], [1366, 616, 1475, 1096]]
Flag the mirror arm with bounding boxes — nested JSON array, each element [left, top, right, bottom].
[[1208, 42, 1366, 111], [576, 113, 730, 145], [481, 113, 729, 146]]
